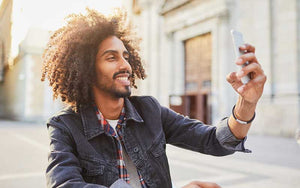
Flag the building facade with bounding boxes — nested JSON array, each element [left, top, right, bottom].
[[0, 0, 13, 117], [0, 0, 12, 83], [0, 27, 63, 122], [126, 0, 300, 137], [1, 0, 299, 138]]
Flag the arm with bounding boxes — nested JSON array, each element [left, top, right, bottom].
[[226, 44, 266, 139], [46, 124, 104, 188], [46, 123, 131, 188], [160, 104, 247, 156]]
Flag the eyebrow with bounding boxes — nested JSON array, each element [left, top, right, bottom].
[[100, 50, 129, 57]]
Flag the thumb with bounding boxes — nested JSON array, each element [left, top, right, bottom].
[[226, 72, 243, 92]]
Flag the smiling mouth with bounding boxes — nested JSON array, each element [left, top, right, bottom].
[[116, 77, 129, 81], [115, 75, 131, 86]]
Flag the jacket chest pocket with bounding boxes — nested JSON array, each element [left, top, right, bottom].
[[147, 138, 172, 187], [148, 132, 166, 158], [150, 140, 166, 158], [79, 156, 117, 186], [79, 158, 105, 176], [148, 139, 168, 170]]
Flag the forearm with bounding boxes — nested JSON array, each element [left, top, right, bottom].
[[226, 43, 266, 139], [228, 96, 256, 139]]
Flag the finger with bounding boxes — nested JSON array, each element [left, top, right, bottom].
[[236, 62, 262, 79], [235, 53, 258, 66], [226, 72, 236, 83], [239, 43, 255, 53], [188, 181, 221, 188], [227, 72, 244, 93], [250, 74, 267, 85], [182, 184, 200, 188], [227, 72, 242, 84], [237, 74, 267, 94], [182, 181, 203, 188]]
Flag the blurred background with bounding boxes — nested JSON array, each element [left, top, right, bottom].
[[0, 0, 299, 187]]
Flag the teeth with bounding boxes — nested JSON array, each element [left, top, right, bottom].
[[116, 77, 128, 81]]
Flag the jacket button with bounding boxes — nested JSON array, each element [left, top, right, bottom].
[[133, 147, 139, 153]]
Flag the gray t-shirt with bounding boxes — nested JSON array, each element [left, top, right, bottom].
[[107, 119, 141, 188]]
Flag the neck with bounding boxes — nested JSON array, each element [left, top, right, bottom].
[[93, 88, 125, 120]]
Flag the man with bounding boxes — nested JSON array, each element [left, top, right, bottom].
[[42, 9, 266, 188]]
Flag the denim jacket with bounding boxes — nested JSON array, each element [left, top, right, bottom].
[[46, 96, 248, 188]]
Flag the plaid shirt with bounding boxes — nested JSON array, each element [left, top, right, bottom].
[[94, 106, 147, 188]]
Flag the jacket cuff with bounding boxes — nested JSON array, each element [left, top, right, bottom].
[[215, 117, 251, 153]]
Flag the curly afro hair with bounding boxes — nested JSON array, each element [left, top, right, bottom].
[[41, 9, 146, 109]]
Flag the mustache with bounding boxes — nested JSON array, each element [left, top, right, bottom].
[[113, 70, 132, 79]]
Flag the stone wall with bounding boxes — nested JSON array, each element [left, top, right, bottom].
[[0, 28, 63, 122], [0, 0, 12, 82], [126, 0, 300, 137]]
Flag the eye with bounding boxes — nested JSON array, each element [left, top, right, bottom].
[[107, 56, 116, 61], [124, 56, 129, 61], [124, 53, 130, 61]]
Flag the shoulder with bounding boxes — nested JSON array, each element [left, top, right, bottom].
[[46, 105, 80, 128], [128, 95, 161, 106], [127, 96, 162, 116]]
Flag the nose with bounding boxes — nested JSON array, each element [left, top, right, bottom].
[[119, 57, 132, 73]]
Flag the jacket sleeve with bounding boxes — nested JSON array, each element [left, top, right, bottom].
[[158, 101, 249, 156], [46, 121, 132, 188]]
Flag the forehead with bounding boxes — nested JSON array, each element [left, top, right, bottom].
[[97, 36, 127, 53]]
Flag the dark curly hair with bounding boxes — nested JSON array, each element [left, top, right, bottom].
[[41, 9, 146, 109]]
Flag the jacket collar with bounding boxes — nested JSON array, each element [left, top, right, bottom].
[[124, 97, 144, 123], [80, 104, 104, 140], [80, 97, 143, 140]]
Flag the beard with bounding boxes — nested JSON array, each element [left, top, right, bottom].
[[95, 79, 131, 98], [94, 70, 132, 98], [110, 85, 131, 98]]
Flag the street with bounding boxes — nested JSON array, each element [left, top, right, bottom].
[[0, 120, 299, 188]]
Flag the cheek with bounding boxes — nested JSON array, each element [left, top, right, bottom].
[[95, 63, 115, 79]]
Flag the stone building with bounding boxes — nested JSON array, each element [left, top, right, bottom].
[[0, 0, 12, 83], [0, 0, 64, 122], [1, 0, 299, 138], [0, 27, 63, 121], [0, 0, 13, 117], [125, 0, 300, 137]]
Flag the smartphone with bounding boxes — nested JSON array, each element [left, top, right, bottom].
[[230, 29, 250, 84]]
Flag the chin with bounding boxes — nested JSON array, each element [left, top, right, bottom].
[[113, 89, 131, 98]]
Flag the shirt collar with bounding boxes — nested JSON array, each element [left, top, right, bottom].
[[80, 97, 143, 140], [94, 105, 125, 128]]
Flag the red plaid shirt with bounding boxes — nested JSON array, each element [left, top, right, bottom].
[[94, 105, 147, 187]]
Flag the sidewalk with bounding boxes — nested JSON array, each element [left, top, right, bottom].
[[168, 134, 300, 188], [0, 119, 48, 188]]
